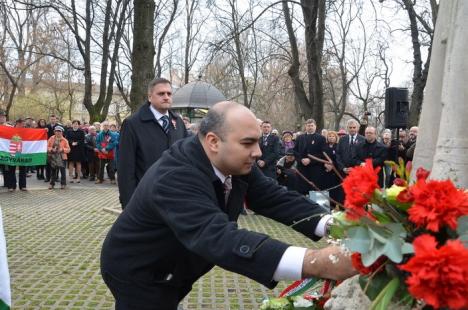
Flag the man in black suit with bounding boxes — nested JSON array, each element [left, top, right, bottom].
[[257, 121, 280, 179], [336, 119, 366, 175], [351, 126, 388, 186], [117, 77, 188, 208], [293, 119, 327, 194], [101, 102, 356, 310]]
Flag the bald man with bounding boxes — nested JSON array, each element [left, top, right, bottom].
[[351, 126, 388, 185], [100, 102, 356, 310]]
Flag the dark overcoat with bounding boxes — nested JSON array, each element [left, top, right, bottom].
[[101, 136, 328, 309], [293, 132, 327, 194], [117, 102, 187, 207], [335, 134, 365, 172], [258, 134, 281, 178]]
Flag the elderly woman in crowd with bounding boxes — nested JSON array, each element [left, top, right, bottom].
[[66, 120, 86, 183], [280, 131, 295, 156], [323, 130, 344, 209], [47, 126, 70, 189]]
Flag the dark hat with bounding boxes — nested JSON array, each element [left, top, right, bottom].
[[282, 130, 293, 137], [16, 117, 24, 123], [0, 110, 6, 116], [285, 150, 295, 156], [54, 125, 64, 132]]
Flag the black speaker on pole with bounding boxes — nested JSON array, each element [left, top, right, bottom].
[[385, 87, 409, 129]]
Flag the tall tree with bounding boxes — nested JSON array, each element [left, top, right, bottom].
[[31, 0, 130, 122], [130, 0, 155, 111], [397, 0, 438, 126]]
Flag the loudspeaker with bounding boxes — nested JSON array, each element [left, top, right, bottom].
[[385, 87, 409, 129]]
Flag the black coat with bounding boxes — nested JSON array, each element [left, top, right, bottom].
[[117, 102, 188, 207], [336, 134, 365, 172], [293, 132, 327, 193], [101, 136, 328, 307], [352, 140, 388, 187], [322, 144, 344, 207], [259, 134, 281, 178], [65, 129, 86, 162]]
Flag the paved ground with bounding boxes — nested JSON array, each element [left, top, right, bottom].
[[1, 173, 324, 309]]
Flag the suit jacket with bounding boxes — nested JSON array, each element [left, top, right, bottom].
[[259, 134, 280, 177], [351, 140, 387, 168], [101, 136, 328, 305], [117, 102, 188, 207], [336, 134, 365, 172]]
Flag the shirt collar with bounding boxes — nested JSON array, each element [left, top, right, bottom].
[[212, 164, 230, 184], [149, 104, 169, 121]]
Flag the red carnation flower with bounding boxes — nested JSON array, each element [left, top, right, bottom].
[[351, 253, 386, 275], [393, 178, 407, 187], [415, 167, 430, 181], [399, 235, 468, 309], [408, 179, 468, 232], [396, 188, 413, 203], [342, 159, 381, 220]]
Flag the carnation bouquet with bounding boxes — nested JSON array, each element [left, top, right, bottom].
[[260, 159, 468, 310], [328, 159, 468, 309]]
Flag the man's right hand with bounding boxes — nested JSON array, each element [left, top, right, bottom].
[[302, 246, 357, 281]]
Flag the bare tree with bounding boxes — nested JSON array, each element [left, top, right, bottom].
[[29, 0, 131, 122], [183, 0, 207, 84], [0, 0, 46, 118]]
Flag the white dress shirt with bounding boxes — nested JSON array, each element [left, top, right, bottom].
[[212, 164, 331, 281], [149, 104, 170, 127]]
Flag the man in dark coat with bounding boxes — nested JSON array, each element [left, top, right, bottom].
[[101, 102, 356, 310], [117, 77, 188, 208], [257, 121, 280, 179], [336, 119, 365, 175], [351, 126, 388, 186], [293, 119, 327, 194]]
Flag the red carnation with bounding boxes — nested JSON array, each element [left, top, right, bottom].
[[408, 179, 468, 232], [415, 167, 430, 181], [396, 188, 413, 203], [393, 178, 407, 187], [399, 235, 468, 309], [342, 159, 381, 220], [351, 253, 386, 275]]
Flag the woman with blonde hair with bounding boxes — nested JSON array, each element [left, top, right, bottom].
[[323, 131, 344, 209]]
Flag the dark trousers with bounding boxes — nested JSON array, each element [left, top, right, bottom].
[[36, 165, 46, 179], [98, 158, 115, 181], [45, 162, 51, 181], [102, 271, 188, 310], [50, 166, 66, 186], [5, 166, 26, 189], [88, 156, 99, 178]]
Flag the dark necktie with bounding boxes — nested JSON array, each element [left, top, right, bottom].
[[224, 176, 232, 205], [160, 115, 170, 133], [350, 136, 355, 145]]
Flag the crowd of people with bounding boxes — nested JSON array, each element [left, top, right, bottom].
[[257, 118, 418, 209], [0, 111, 194, 192]]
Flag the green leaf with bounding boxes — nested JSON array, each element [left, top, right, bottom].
[[370, 211, 393, 224], [458, 216, 468, 247], [345, 227, 371, 253], [401, 242, 414, 254], [359, 273, 392, 301], [370, 277, 400, 310]]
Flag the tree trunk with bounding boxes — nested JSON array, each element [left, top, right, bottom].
[[282, 0, 311, 119], [129, 0, 155, 112], [301, 0, 326, 129], [402, 0, 435, 126], [413, 0, 468, 187]]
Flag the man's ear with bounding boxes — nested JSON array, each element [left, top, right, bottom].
[[204, 132, 220, 153]]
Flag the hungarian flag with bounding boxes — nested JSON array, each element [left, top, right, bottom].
[[0, 126, 47, 166], [0, 208, 11, 310]]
